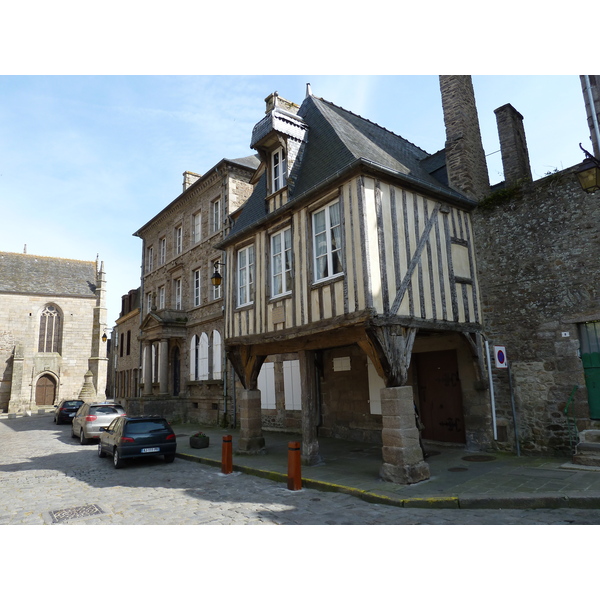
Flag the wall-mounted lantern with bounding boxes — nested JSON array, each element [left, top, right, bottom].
[[211, 261, 225, 288], [576, 143, 600, 193]]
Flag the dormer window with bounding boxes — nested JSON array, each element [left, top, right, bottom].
[[271, 148, 287, 192]]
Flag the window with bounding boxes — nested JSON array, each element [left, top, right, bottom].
[[257, 362, 276, 409], [212, 260, 222, 301], [211, 198, 221, 233], [159, 237, 166, 265], [237, 245, 255, 307], [283, 360, 302, 410], [158, 286, 165, 309], [212, 330, 222, 379], [271, 227, 292, 297], [193, 269, 201, 307], [174, 278, 182, 310], [120, 333, 124, 357], [190, 335, 199, 381], [174, 226, 183, 255], [126, 330, 131, 355], [199, 333, 209, 380], [38, 305, 61, 353], [146, 292, 152, 313], [192, 212, 202, 244], [313, 200, 343, 281], [146, 246, 154, 272], [271, 148, 287, 192]]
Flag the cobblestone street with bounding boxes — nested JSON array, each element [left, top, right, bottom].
[[2, 414, 600, 525]]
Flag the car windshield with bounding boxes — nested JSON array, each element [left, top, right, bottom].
[[125, 420, 170, 435], [91, 406, 123, 415]]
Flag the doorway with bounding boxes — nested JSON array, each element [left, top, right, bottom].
[[36, 374, 57, 406], [415, 349, 465, 444], [173, 347, 180, 396], [579, 322, 600, 419]]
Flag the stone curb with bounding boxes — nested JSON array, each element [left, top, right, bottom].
[[176, 451, 600, 511]]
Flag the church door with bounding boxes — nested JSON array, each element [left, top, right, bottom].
[[36, 375, 57, 405]]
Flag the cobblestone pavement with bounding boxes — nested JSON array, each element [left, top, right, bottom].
[[2, 414, 600, 525]]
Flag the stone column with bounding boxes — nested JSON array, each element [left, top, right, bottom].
[[159, 339, 169, 395], [299, 350, 322, 465], [380, 386, 430, 484], [237, 388, 265, 454], [143, 342, 153, 396]]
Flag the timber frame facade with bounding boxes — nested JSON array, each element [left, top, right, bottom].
[[218, 89, 493, 484]]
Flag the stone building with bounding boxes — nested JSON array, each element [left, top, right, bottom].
[[111, 288, 141, 402], [128, 156, 259, 423], [471, 75, 600, 458], [0, 252, 108, 412]]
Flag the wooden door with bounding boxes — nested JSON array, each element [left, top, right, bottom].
[[36, 375, 56, 406], [415, 350, 465, 444], [579, 322, 600, 419]]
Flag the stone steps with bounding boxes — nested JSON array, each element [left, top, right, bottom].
[[573, 430, 600, 466]]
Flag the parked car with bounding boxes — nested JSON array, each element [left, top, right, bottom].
[[54, 400, 84, 424], [98, 416, 177, 469], [71, 402, 126, 445]]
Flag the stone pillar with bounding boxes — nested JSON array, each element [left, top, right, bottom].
[[380, 386, 430, 484], [299, 350, 322, 465], [143, 342, 153, 396], [237, 388, 265, 454], [159, 339, 169, 395]]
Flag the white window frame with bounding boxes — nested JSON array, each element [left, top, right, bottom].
[[199, 332, 209, 380], [283, 360, 302, 410], [312, 199, 343, 282], [237, 245, 255, 307], [159, 237, 166, 265], [192, 212, 202, 244], [270, 227, 292, 297], [257, 362, 276, 409], [193, 269, 201, 307], [174, 278, 182, 310], [146, 246, 154, 272], [212, 330, 222, 380], [211, 198, 221, 233], [271, 148, 287, 192], [146, 292, 152, 313], [158, 286, 165, 309], [175, 225, 183, 255]]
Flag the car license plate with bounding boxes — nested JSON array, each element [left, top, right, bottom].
[[141, 447, 160, 453]]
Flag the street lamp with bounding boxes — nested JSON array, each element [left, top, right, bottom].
[[211, 261, 225, 288], [575, 143, 600, 193]]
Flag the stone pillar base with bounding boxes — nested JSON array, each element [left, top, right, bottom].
[[237, 389, 265, 455], [379, 386, 430, 484]]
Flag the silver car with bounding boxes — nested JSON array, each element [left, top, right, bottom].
[[71, 402, 126, 445]]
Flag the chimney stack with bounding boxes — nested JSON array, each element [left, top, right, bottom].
[[440, 75, 490, 201], [580, 75, 600, 159], [183, 171, 201, 191], [494, 103, 532, 184]]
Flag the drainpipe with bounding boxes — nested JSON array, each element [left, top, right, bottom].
[[583, 75, 600, 158]]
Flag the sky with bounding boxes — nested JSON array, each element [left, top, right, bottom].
[[0, 74, 592, 326]]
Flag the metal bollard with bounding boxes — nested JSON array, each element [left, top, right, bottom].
[[221, 435, 233, 474], [287, 441, 302, 491]]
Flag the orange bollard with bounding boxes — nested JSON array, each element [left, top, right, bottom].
[[287, 441, 302, 491], [221, 435, 233, 474]]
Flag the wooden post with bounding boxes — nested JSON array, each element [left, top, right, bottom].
[[287, 441, 302, 490], [221, 435, 233, 474]]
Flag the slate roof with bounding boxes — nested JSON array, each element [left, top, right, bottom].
[[225, 94, 472, 244], [0, 252, 98, 297]]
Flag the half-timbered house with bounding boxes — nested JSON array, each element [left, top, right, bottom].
[[217, 79, 493, 483]]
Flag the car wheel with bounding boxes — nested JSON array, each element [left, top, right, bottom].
[[113, 448, 123, 469], [164, 454, 175, 464], [98, 443, 107, 458], [79, 429, 87, 445]]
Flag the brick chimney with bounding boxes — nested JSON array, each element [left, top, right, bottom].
[[494, 103, 532, 184], [440, 75, 490, 201], [580, 75, 600, 159]]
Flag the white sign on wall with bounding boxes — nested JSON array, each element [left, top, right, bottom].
[[494, 346, 508, 369]]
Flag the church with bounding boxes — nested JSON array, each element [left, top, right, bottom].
[[0, 251, 108, 413]]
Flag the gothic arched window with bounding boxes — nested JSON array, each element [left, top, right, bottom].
[[38, 305, 62, 353]]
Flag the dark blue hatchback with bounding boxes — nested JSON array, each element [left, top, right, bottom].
[[98, 416, 177, 469]]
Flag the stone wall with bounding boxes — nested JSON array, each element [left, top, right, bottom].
[[472, 167, 600, 455]]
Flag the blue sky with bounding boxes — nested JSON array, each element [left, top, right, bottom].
[[0, 74, 592, 325]]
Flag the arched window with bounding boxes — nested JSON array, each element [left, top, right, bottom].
[[38, 305, 62, 353], [199, 333, 209, 380], [212, 330, 222, 379]]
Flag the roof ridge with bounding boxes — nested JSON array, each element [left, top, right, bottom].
[[312, 95, 432, 158], [0, 251, 96, 265]]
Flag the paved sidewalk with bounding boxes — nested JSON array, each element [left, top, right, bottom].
[[173, 423, 600, 510]]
